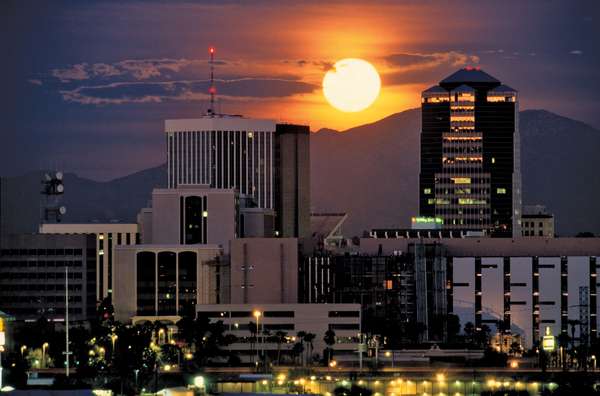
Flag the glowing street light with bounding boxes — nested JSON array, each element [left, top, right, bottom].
[[253, 310, 262, 369], [42, 342, 49, 369], [20, 345, 27, 357]]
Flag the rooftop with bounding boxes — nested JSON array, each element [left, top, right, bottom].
[[440, 67, 501, 85]]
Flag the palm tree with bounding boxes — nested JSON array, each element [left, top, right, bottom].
[[304, 333, 316, 366], [297, 331, 307, 366], [292, 341, 304, 366], [464, 322, 475, 345], [324, 329, 336, 365], [275, 331, 287, 365]]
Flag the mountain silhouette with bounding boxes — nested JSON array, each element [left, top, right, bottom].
[[1, 109, 598, 237]]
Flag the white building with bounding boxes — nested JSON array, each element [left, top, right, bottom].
[[165, 116, 276, 209], [39, 222, 139, 300]]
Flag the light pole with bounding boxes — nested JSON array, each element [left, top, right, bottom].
[[111, 334, 118, 359], [592, 355, 597, 371], [134, 369, 140, 391], [20, 345, 27, 358], [253, 310, 262, 370], [42, 342, 49, 369]]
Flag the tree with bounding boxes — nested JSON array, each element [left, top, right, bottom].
[[291, 341, 304, 366], [304, 333, 316, 365], [464, 322, 475, 345], [324, 329, 336, 365], [274, 331, 287, 365], [296, 331, 307, 366], [446, 314, 461, 342]]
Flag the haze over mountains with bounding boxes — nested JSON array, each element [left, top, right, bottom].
[[1, 109, 599, 237]]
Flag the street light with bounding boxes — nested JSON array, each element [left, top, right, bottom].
[[111, 334, 118, 350], [42, 342, 49, 369], [20, 345, 27, 358], [253, 310, 262, 369], [592, 355, 597, 371]]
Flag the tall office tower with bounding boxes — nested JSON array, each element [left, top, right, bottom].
[[165, 116, 276, 208], [274, 124, 311, 239], [419, 68, 521, 237]]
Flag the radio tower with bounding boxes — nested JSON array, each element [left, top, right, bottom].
[[208, 46, 216, 116]]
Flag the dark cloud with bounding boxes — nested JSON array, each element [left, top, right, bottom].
[[384, 51, 480, 70], [59, 78, 318, 105]]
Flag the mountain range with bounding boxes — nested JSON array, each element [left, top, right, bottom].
[[1, 109, 599, 237]]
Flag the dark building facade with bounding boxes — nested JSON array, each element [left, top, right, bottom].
[[0, 233, 97, 322], [274, 124, 311, 240], [301, 243, 449, 344], [420, 68, 521, 237]]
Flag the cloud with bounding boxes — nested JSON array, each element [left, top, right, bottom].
[[570, 50, 583, 55], [28, 79, 43, 85], [51, 58, 205, 82], [384, 51, 480, 72], [382, 51, 480, 86], [59, 78, 318, 105], [52, 63, 90, 82]]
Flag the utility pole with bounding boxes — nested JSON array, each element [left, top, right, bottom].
[[63, 266, 72, 377]]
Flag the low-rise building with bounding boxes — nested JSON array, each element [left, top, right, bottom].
[[197, 303, 361, 364], [0, 233, 97, 322], [112, 244, 224, 322], [39, 222, 139, 300]]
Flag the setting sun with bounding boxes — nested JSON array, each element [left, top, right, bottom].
[[323, 58, 381, 112]]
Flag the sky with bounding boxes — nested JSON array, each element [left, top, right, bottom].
[[2, 0, 599, 181]]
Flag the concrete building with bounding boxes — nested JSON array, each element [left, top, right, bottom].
[[522, 205, 555, 237], [420, 68, 521, 237], [139, 185, 238, 251], [165, 116, 276, 209], [310, 213, 348, 251], [301, 245, 448, 343], [274, 124, 311, 240], [357, 236, 600, 348], [0, 233, 97, 321], [112, 244, 224, 322], [39, 223, 138, 300], [230, 238, 298, 304], [197, 303, 361, 364]]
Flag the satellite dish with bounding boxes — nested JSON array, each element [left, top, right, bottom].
[[56, 184, 64, 193], [55, 171, 63, 180], [59, 206, 67, 215]]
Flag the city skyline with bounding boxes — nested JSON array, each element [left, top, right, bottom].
[[2, 0, 599, 181]]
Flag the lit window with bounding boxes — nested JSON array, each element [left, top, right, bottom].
[[451, 177, 471, 184], [491, 157, 496, 164], [423, 188, 432, 194], [497, 188, 507, 194]]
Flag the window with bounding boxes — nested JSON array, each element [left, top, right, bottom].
[[451, 177, 471, 184], [539, 222, 543, 227], [329, 311, 360, 318], [329, 323, 360, 330], [497, 188, 506, 194], [423, 188, 432, 195], [539, 230, 543, 236]]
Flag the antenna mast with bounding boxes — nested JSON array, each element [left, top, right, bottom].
[[208, 46, 216, 116]]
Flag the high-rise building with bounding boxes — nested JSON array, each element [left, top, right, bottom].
[[274, 124, 310, 239], [420, 68, 521, 237], [165, 116, 276, 208]]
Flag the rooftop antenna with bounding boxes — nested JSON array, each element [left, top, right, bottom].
[[208, 46, 216, 116]]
